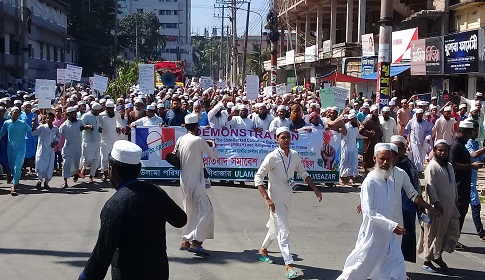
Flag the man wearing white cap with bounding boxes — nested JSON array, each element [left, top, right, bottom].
[[339, 113, 360, 185], [404, 108, 432, 173], [79, 140, 187, 280], [458, 103, 467, 121], [359, 105, 383, 171], [397, 99, 411, 135], [269, 105, 291, 134], [255, 127, 322, 279], [99, 100, 122, 182], [130, 104, 164, 127], [20, 101, 38, 175], [432, 106, 456, 143], [459, 91, 485, 115], [467, 105, 484, 147], [80, 103, 103, 184], [0, 107, 33, 195], [379, 106, 398, 142], [207, 96, 231, 129], [59, 107, 93, 189], [338, 143, 438, 280], [253, 103, 274, 131], [418, 139, 461, 272], [228, 104, 255, 129], [176, 113, 218, 255]]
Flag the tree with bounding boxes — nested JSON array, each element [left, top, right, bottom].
[[192, 37, 220, 78], [118, 12, 165, 61], [106, 58, 139, 99], [247, 43, 270, 78]]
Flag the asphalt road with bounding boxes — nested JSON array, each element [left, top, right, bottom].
[[0, 176, 484, 280]]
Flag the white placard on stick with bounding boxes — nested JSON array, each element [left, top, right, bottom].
[[139, 64, 155, 94], [93, 75, 109, 93], [199, 76, 213, 90], [276, 83, 287, 96], [66, 64, 83, 81], [245, 75, 260, 100], [57, 69, 69, 84], [35, 79, 56, 109]]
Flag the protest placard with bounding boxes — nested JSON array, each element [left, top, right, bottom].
[[319, 87, 334, 108], [66, 64, 83, 81], [245, 75, 259, 100], [93, 75, 109, 93], [199, 76, 213, 90], [35, 79, 56, 109], [56, 69, 69, 84], [333, 87, 349, 108], [139, 64, 155, 94], [276, 83, 287, 95]]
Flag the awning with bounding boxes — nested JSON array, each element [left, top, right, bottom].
[[361, 65, 411, 80], [319, 71, 373, 83]]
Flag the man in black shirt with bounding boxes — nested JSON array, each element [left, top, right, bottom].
[[79, 140, 187, 280], [449, 120, 483, 249]]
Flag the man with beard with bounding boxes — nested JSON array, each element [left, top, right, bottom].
[[192, 101, 209, 127], [356, 103, 369, 123], [339, 113, 359, 185], [432, 106, 455, 143], [117, 105, 129, 141], [379, 106, 398, 142], [59, 107, 93, 189], [389, 100, 398, 120], [156, 103, 167, 121], [458, 104, 467, 121], [0, 107, 32, 195], [20, 101, 38, 175], [269, 105, 290, 134], [32, 113, 59, 190], [128, 99, 146, 124], [467, 106, 484, 147], [77, 101, 88, 119], [391, 135, 422, 266], [130, 105, 164, 127], [253, 103, 273, 131], [397, 99, 411, 135], [99, 100, 122, 182], [449, 120, 483, 249], [359, 105, 383, 172], [417, 140, 461, 272], [165, 98, 186, 126], [338, 143, 438, 280], [229, 104, 255, 129], [80, 103, 102, 184], [404, 108, 432, 173], [0, 106, 12, 183], [79, 140, 187, 280], [208, 97, 230, 129]]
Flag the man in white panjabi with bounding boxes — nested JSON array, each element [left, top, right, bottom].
[[80, 103, 102, 184], [177, 113, 218, 256], [337, 143, 439, 280], [340, 113, 360, 185], [255, 126, 322, 279], [32, 112, 59, 190], [269, 105, 291, 134], [99, 100, 122, 181], [379, 106, 399, 142]]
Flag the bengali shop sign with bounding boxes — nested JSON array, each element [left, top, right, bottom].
[[132, 127, 339, 182], [444, 30, 480, 74]]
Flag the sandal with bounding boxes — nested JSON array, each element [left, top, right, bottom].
[[284, 268, 302, 279], [10, 188, 18, 196], [257, 254, 274, 264], [188, 246, 211, 256], [421, 264, 437, 273]]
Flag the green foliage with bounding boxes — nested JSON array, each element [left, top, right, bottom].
[[192, 37, 220, 77], [118, 12, 165, 61], [247, 43, 270, 78], [106, 58, 139, 99]]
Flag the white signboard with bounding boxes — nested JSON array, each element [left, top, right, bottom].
[[35, 79, 56, 109], [361, 33, 375, 57], [305, 45, 318, 62], [199, 76, 214, 90], [263, 86, 272, 96], [333, 86, 350, 109], [216, 81, 225, 89], [66, 64, 83, 81], [245, 75, 260, 100], [139, 64, 155, 94], [286, 50, 295, 65], [392, 28, 418, 63], [93, 75, 109, 93], [276, 83, 287, 96], [323, 40, 332, 53], [56, 69, 69, 84]]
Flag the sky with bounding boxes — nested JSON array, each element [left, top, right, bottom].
[[191, 0, 270, 36]]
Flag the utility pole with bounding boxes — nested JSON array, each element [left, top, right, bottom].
[[241, 1, 250, 83], [21, 0, 29, 88], [226, 25, 231, 82], [268, 1, 280, 94], [376, 0, 393, 109], [231, 0, 237, 86], [220, 5, 225, 80], [114, 0, 119, 77], [215, 5, 230, 81], [135, 13, 139, 61]]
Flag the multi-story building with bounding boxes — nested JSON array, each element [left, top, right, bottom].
[[117, 0, 193, 74], [0, 0, 78, 85]]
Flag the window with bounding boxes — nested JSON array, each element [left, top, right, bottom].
[[174, 0, 177, 2], [0, 37, 5, 53], [28, 44, 32, 57], [173, 10, 178, 15], [166, 10, 172, 15], [159, 10, 164, 15], [137, 9, 143, 13], [54, 47, 58, 62], [60, 48, 65, 62], [47, 45, 50, 61], [169, 48, 178, 53], [40, 42, 43, 59]]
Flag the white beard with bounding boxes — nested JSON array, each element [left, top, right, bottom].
[[373, 164, 393, 180]]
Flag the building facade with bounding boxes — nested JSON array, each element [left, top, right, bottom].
[[117, 0, 193, 74], [0, 0, 78, 86]]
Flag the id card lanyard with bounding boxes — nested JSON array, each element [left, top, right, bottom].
[[278, 150, 295, 186]]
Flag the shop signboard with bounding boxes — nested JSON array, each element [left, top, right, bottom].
[[361, 57, 376, 77], [425, 37, 443, 74], [444, 30, 480, 74], [361, 33, 375, 57], [392, 28, 418, 63], [411, 39, 426, 75]]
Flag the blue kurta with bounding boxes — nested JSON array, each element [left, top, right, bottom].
[[20, 111, 38, 158], [0, 118, 10, 173], [0, 119, 32, 184]]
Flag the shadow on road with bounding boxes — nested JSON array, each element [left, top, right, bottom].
[[409, 267, 485, 279], [0, 182, 111, 195], [0, 247, 91, 258]]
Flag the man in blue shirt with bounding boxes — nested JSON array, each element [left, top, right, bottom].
[[193, 101, 209, 127], [165, 97, 186, 126]]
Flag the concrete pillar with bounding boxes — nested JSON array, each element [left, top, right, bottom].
[[316, 6, 323, 51], [330, 0, 337, 44], [295, 21, 300, 53], [346, 0, 354, 42], [305, 13, 310, 48], [357, 0, 366, 42]]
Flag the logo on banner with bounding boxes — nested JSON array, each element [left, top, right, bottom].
[[136, 127, 176, 160]]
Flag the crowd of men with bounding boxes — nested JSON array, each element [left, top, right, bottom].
[[1, 82, 485, 279]]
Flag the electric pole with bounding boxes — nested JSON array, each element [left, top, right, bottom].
[[241, 1, 251, 84], [215, 5, 230, 81], [231, 0, 237, 86], [21, 0, 30, 88], [268, 1, 280, 94], [114, 0, 119, 77], [376, 0, 393, 109], [220, 5, 225, 81]]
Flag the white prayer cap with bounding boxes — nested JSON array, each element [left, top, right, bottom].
[[343, 114, 349, 120], [471, 106, 479, 112], [425, 112, 431, 116], [99, 98, 107, 104], [475, 100, 481, 104], [10, 107, 20, 113], [91, 103, 102, 110], [78, 100, 86, 105], [408, 102, 414, 105], [434, 139, 449, 147], [459, 120, 474, 129], [389, 100, 396, 106], [349, 109, 356, 114], [111, 140, 142, 165], [431, 96, 437, 100], [125, 103, 134, 108], [14, 100, 22, 104], [255, 103, 265, 108], [362, 103, 370, 109], [391, 97, 398, 101], [310, 102, 318, 107], [429, 105, 437, 110], [382, 106, 390, 112], [477, 92, 483, 97], [389, 143, 398, 153], [184, 113, 199, 124], [157, 103, 164, 108], [390, 135, 406, 144], [401, 99, 408, 103], [146, 104, 156, 111], [326, 106, 332, 111], [331, 106, 338, 112], [276, 126, 291, 136], [459, 104, 467, 109], [22, 101, 31, 106], [443, 106, 452, 112], [239, 104, 249, 110], [370, 105, 378, 112], [374, 143, 392, 155], [106, 100, 115, 108], [348, 113, 356, 119], [277, 105, 286, 111], [414, 108, 424, 114], [117, 97, 124, 102], [134, 98, 144, 104], [227, 102, 235, 108], [66, 106, 77, 113]]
